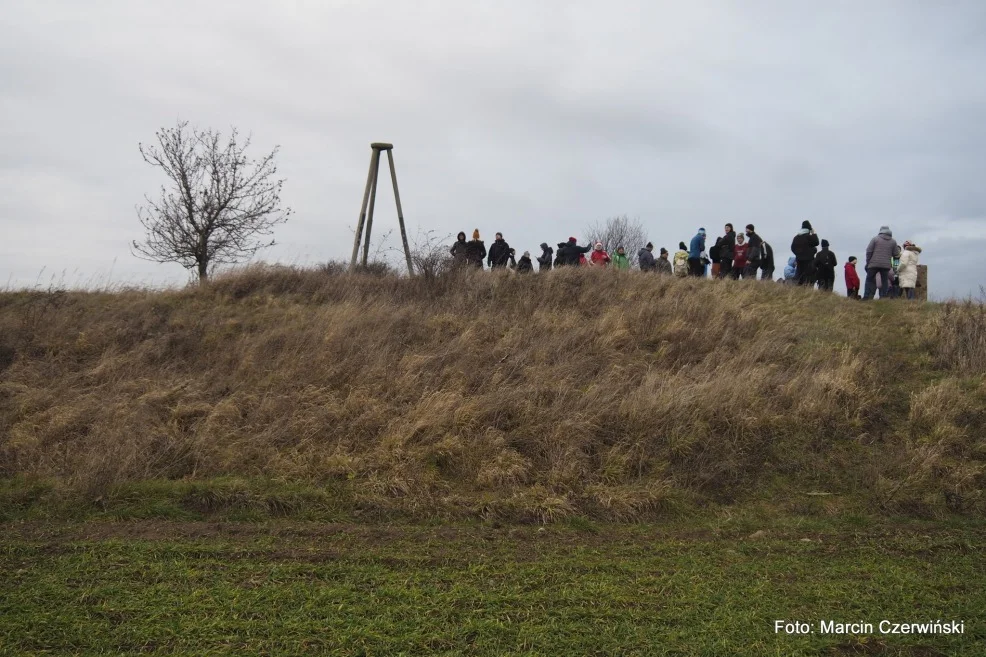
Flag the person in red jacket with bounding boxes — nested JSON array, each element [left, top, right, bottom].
[[731, 233, 749, 279], [590, 242, 611, 267], [845, 256, 861, 299]]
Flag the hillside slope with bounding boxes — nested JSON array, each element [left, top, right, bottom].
[[1, 266, 984, 521]]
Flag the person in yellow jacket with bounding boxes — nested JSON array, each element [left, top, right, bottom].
[[673, 242, 689, 277]]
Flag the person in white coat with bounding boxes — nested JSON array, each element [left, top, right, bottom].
[[897, 241, 922, 300]]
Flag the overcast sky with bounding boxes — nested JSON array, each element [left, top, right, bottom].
[[2, 0, 985, 298]]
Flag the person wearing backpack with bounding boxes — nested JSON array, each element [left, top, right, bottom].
[[673, 242, 689, 277], [813, 239, 837, 291], [744, 225, 764, 278]]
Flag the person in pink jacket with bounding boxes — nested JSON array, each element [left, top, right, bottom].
[[590, 242, 611, 267]]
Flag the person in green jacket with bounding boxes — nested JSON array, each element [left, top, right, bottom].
[[612, 246, 630, 270]]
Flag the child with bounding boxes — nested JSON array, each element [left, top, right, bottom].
[[845, 257, 861, 299]]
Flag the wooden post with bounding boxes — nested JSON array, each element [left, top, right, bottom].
[[916, 264, 928, 301], [350, 148, 381, 271], [349, 142, 413, 275], [386, 149, 414, 276]]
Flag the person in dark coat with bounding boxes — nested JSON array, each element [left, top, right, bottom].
[[743, 224, 764, 278], [813, 239, 837, 291], [557, 237, 592, 266], [638, 242, 657, 271], [536, 243, 554, 271], [487, 232, 511, 268], [515, 250, 534, 273], [464, 229, 486, 268], [449, 231, 468, 265], [655, 248, 673, 275], [791, 220, 820, 286], [759, 240, 775, 280], [718, 223, 736, 279]]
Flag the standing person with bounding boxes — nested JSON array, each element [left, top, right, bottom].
[[791, 220, 819, 286], [688, 228, 707, 277], [863, 225, 900, 300], [731, 233, 749, 279], [845, 257, 861, 298], [487, 232, 511, 269], [557, 237, 592, 266], [638, 242, 657, 271], [719, 223, 737, 279], [673, 242, 689, 277], [710, 235, 723, 279], [449, 231, 468, 265], [744, 225, 763, 278], [897, 242, 921, 299], [515, 250, 534, 273], [612, 246, 630, 270], [554, 242, 565, 267], [536, 243, 554, 272], [465, 229, 486, 268], [656, 248, 673, 275], [759, 240, 775, 280], [590, 242, 611, 267], [813, 239, 837, 291]]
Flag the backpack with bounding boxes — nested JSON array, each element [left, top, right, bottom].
[[673, 252, 688, 277]]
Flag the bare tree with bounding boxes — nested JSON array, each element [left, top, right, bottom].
[[133, 121, 292, 284], [585, 214, 648, 265]]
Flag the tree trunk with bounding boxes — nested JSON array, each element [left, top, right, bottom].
[[198, 261, 209, 286]]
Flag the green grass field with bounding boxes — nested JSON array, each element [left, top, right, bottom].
[[3, 515, 983, 656]]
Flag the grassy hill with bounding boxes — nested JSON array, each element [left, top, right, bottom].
[[1, 265, 984, 522]]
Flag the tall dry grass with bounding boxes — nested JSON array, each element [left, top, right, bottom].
[[0, 264, 983, 520]]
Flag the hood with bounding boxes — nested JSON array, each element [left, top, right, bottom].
[[797, 228, 810, 235], [540, 242, 550, 250], [879, 226, 892, 236]]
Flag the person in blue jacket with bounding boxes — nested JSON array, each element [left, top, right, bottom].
[[783, 256, 798, 283], [688, 228, 707, 277]]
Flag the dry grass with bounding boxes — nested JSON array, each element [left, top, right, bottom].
[[1, 264, 984, 520]]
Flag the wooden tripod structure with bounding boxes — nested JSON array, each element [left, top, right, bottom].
[[350, 142, 413, 274]]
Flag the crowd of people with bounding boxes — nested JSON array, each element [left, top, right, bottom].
[[449, 223, 924, 300]]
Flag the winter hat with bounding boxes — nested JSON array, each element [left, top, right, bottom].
[[472, 229, 480, 240], [594, 242, 603, 250], [746, 224, 755, 232], [645, 242, 653, 249], [879, 225, 892, 236], [679, 241, 687, 250], [698, 228, 706, 235], [523, 251, 530, 258], [801, 220, 812, 230], [568, 236, 577, 243], [821, 239, 829, 248], [660, 248, 668, 255]]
